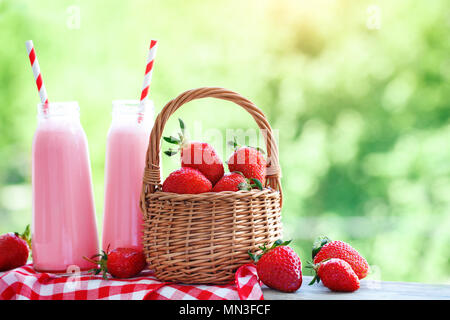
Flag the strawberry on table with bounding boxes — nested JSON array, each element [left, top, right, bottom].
[[0, 225, 31, 272], [312, 237, 369, 279], [309, 258, 360, 292], [164, 118, 224, 185], [162, 167, 212, 194], [227, 138, 266, 185], [212, 171, 263, 192], [84, 247, 146, 279], [249, 240, 302, 293]]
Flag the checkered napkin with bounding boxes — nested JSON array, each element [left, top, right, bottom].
[[0, 264, 263, 300]]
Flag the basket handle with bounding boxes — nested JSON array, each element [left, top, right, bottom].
[[142, 87, 283, 200]]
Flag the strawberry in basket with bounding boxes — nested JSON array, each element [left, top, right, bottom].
[[227, 138, 266, 186], [162, 167, 212, 194], [163, 118, 224, 185], [212, 171, 263, 192], [142, 87, 283, 284]]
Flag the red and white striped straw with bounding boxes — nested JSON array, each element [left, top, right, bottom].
[[25, 40, 49, 113], [138, 39, 158, 123]]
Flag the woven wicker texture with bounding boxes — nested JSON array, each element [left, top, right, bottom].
[[140, 87, 283, 284]]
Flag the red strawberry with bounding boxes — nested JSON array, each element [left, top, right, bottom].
[[164, 119, 224, 185], [213, 172, 246, 192], [227, 140, 266, 185], [0, 225, 31, 271], [162, 167, 212, 194], [311, 258, 360, 292], [84, 247, 146, 279], [312, 237, 369, 279], [212, 172, 263, 192], [180, 142, 224, 185], [249, 240, 302, 293]]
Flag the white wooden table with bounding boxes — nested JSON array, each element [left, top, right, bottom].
[[2, 267, 449, 300], [263, 276, 450, 300]]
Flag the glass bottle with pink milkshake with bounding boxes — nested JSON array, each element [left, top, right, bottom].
[[32, 102, 99, 272], [102, 100, 153, 251]]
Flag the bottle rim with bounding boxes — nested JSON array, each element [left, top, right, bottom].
[[37, 101, 80, 118], [111, 100, 155, 118], [112, 99, 154, 108]]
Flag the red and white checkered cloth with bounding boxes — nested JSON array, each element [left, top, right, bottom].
[[0, 264, 263, 300]]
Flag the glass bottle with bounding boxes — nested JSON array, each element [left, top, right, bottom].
[[102, 100, 154, 251], [32, 102, 99, 272]]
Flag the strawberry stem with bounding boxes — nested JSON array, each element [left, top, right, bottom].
[[308, 275, 321, 285], [248, 239, 292, 263], [163, 118, 189, 157], [227, 136, 265, 154], [237, 177, 264, 191], [83, 250, 109, 279], [305, 261, 321, 285], [248, 250, 262, 263], [312, 236, 332, 259], [15, 225, 32, 250]]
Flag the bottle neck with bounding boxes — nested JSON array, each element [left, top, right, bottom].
[[111, 100, 154, 127], [37, 102, 80, 122]]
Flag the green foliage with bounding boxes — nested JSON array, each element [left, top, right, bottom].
[[0, 0, 449, 283]]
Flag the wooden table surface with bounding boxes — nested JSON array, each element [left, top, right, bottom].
[[2, 267, 449, 300], [263, 276, 450, 300]]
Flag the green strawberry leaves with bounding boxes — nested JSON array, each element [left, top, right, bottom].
[[251, 178, 263, 190], [164, 148, 179, 156], [163, 136, 181, 145], [83, 247, 110, 279], [232, 171, 264, 191], [237, 182, 250, 191], [163, 118, 188, 157], [179, 118, 185, 135], [255, 147, 266, 155], [15, 224, 32, 249], [248, 251, 260, 263], [308, 273, 321, 285], [227, 136, 265, 154], [272, 239, 292, 247], [312, 236, 332, 259], [237, 178, 263, 191], [305, 261, 321, 285], [228, 137, 239, 150], [308, 236, 332, 285], [248, 239, 292, 263]]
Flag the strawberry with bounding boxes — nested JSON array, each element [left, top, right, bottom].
[[212, 171, 263, 192], [162, 167, 212, 194], [227, 139, 266, 185], [0, 225, 31, 271], [249, 240, 302, 293], [84, 247, 146, 279], [312, 237, 369, 279], [310, 258, 360, 292], [164, 118, 224, 185]]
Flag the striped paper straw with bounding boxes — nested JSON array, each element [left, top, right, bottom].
[[138, 39, 158, 123], [25, 40, 49, 113]]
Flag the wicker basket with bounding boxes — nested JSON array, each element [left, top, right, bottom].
[[140, 87, 283, 284]]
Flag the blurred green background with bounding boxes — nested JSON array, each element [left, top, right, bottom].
[[1, 0, 449, 283]]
